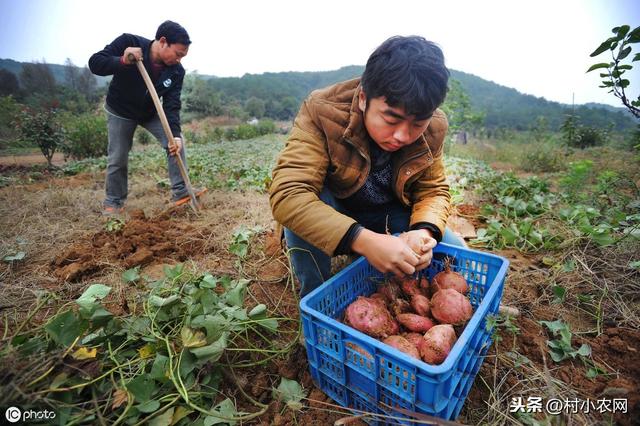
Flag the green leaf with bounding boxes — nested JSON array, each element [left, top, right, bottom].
[[200, 273, 218, 289], [122, 267, 141, 283], [224, 279, 249, 307], [3, 251, 25, 262], [633, 53, 640, 62], [618, 46, 632, 60], [273, 378, 307, 411], [552, 285, 566, 303], [590, 38, 616, 56], [540, 319, 566, 334], [577, 344, 591, 357], [628, 260, 640, 270], [204, 398, 240, 426], [249, 304, 267, 317], [614, 25, 630, 38], [149, 294, 180, 307], [191, 314, 227, 340], [126, 375, 156, 403], [45, 310, 87, 346], [136, 399, 160, 413], [148, 407, 174, 426], [76, 284, 112, 311], [149, 354, 170, 381], [181, 326, 207, 348], [189, 332, 228, 362], [586, 62, 610, 73]]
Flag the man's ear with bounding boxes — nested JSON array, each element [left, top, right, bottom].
[[158, 36, 168, 47], [358, 90, 367, 113]]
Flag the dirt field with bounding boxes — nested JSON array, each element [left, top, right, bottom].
[[1, 155, 638, 425]]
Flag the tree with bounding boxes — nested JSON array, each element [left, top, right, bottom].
[[587, 25, 640, 118], [0, 69, 20, 97], [64, 58, 80, 91], [440, 79, 484, 137], [19, 61, 56, 95], [14, 107, 65, 167], [244, 96, 265, 118], [182, 73, 222, 115], [76, 66, 97, 101]]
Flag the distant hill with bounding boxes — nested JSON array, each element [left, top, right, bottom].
[[0, 58, 111, 87], [1, 58, 635, 131]]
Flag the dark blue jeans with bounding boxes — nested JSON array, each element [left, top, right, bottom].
[[285, 187, 466, 296]]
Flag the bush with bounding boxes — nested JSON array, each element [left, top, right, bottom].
[[520, 144, 565, 173], [61, 113, 108, 160], [135, 128, 153, 145], [0, 95, 20, 145], [14, 107, 65, 167]]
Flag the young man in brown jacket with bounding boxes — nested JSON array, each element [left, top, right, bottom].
[[270, 36, 464, 296]]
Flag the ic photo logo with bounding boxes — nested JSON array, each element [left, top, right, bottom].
[[4, 406, 57, 423], [5, 406, 21, 423]]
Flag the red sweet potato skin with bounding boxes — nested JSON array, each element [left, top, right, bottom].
[[420, 324, 457, 364], [383, 335, 420, 359], [432, 270, 469, 295], [396, 313, 436, 333], [430, 289, 473, 325], [410, 294, 431, 317], [344, 296, 399, 338]]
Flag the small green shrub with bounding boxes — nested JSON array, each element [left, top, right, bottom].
[[520, 144, 565, 172], [135, 128, 153, 145], [61, 113, 108, 160], [14, 106, 65, 167]]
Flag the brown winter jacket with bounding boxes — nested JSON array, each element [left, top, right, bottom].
[[269, 78, 451, 256]]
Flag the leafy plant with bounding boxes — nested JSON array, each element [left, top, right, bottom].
[[272, 378, 307, 411], [104, 217, 124, 232], [60, 113, 108, 160], [1, 265, 295, 424], [588, 24, 640, 118], [14, 106, 65, 167], [539, 319, 591, 362]]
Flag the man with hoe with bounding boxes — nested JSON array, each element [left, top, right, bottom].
[[270, 36, 465, 297], [89, 20, 205, 215]]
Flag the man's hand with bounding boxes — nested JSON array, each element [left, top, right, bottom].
[[122, 47, 143, 64], [399, 229, 437, 271], [351, 229, 420, 277], [169, 137, 182, 156]]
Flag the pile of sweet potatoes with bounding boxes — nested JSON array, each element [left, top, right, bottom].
[[343, 264, 473, 365]]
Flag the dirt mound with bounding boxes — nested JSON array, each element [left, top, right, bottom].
[[51, 209, 206, 281]]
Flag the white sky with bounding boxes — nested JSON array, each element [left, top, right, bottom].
[[0, 0, 638, 107]]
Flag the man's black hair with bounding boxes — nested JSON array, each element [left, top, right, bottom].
[[361, 36, 449, 119], [156, 20, 191, 46]]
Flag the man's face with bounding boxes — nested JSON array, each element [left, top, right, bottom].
[[158, 37, 189, 66], [358, 91, 432, 152]]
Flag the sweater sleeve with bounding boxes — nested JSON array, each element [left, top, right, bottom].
[[88, 33, 134, 76], [162, 69, 184, 137]]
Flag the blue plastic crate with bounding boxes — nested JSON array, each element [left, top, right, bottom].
[[300, 243, 509, 424]]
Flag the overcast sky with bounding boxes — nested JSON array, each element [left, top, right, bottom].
[[0, 0, 638, 107]]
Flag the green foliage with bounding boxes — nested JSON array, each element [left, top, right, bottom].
[[520, 143, 565, 173], [440, 79, 484, 133], [561, 114, 608, 149], [1, 265, 292, 424], [135, 127, 153, 145], [0, 95, 20, 144], [273, 378, 307, 411], [60, 113, 108, 160], [19, 61, 56, 95], [14, 106, 65, 167], [0, 68, 20, 97], [588, 24, 640, 118]]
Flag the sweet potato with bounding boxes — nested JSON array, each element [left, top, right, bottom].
[[403, 332, 426, 353], [378, 280, 402, 303], [398, 276, 421, 296], [430, 288, 473, 325], [396, 313, 436, 333], [410, 294, 430, 317], [383, 335, 420, 359], [344, 296, 399, 338], [420, 324, 457, 365], [432, 259, 468, 295], [390, 298, 412, 317]]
